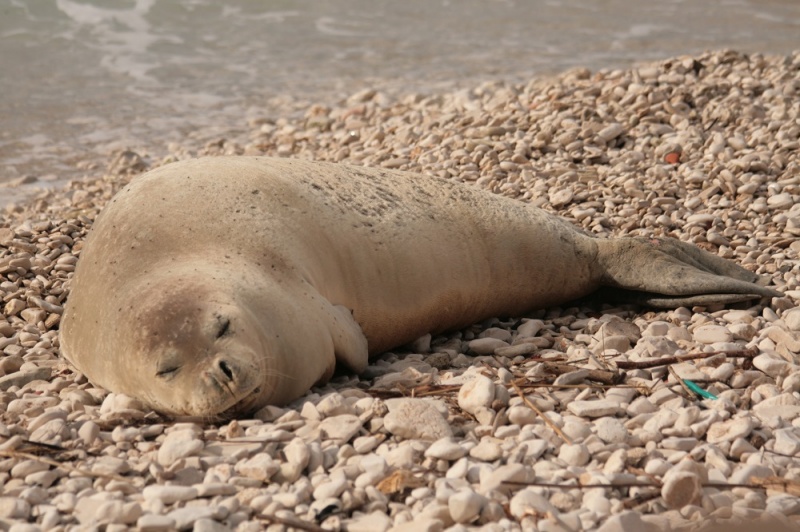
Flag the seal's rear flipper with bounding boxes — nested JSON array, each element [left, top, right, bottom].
[[327, 304, 369, 373], [596, 237, 781, 308]]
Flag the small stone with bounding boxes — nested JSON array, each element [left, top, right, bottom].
[[142, 485, 198, 505], [316, 393, 354, 416], [74, 497, 124, 526], [509, 488, 556, 519], [469, 440, 503, 462], [596, 511, 650, 532], [313, 474, 348, 500], [765, 494, 800, 515], [507, 405, 537, 425], [597, 122, 625, 142], [319, 414, 363, 442], [195, 484, 237, 498], [236, 453, 279, 482], [661, 470, 701, 509], [448, 490, 486, 524], [157, 431, 203, 466], [706, 417, 754, 444], [753, 393, 800, 423], [0, 367, 52, 391], [774, 428, 800, 455], [594, 417, 628, 444], [767, 193, 793, 209], [387, 517, 443, 532], [0, 497, 30, 519], [553, 369, 591, 386], [558, 443, 590, 466], [567, 399, 619, 418], [603, 449, 627, 475], [549, 189, 574, 207], [480, 327, 512, 342], [517, 319, 544, 337], [480, 463, 535, 493], [347, 511, 393, 532], [784, 309, 800, 331], [467, 337, 509, 355], [709, 363, 735, 382], [167, 507, 217, 530], [457, 375, 495, 416], [193, 518, 230, 532], [425, 438, 468, 461], [661, 437, 699, 451], [692, 324, 733, 344], [283, 438, 310, 469], [753, 353, 790, 378], [729, 464, 775, 485], [137, 514, 177, 532], [91, 456, 130, 476], [384, 398, 452, 441]]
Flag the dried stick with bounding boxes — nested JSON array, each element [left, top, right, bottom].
[[259, 514, 327, 532], [614, 347, 758, 370], [667, 365, 696, 399], [540, 362, 623, 386], [511, 381, 572, 445]]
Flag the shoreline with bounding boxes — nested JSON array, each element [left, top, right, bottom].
[[0, 50, 799, 530]]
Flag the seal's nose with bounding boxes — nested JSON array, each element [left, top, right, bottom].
[[217, 358, 234, 382]]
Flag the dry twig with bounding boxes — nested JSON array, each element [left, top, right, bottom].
[[614, 347, 758, 370], [540, 361, 623, 385], [510, 381, 572, 445], [259, 512, 327, 532]]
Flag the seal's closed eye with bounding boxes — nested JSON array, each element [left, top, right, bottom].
[[156, 352, 183, 379], [156, 364, 181, 379], [216, 317, 231, 339]]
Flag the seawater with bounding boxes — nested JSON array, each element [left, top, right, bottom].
[[1, 0, 799, 202]]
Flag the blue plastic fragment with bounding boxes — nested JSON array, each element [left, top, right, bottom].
[[684, 379, 718, 400]]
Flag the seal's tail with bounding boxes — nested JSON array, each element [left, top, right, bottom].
[[595, 237, 782, 308]]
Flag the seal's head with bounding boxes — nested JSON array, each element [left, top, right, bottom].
[[61, 258, 348, 419], [126, 281, 267, 417]]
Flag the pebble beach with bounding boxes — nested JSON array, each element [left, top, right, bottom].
[[1, 49, 800, 531]]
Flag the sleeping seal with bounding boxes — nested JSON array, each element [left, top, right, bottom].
[[59, 157, 780, 416]]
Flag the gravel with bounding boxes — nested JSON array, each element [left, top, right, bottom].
[[0, 50, 799, 530]]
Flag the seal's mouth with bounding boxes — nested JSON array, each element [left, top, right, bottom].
[[216, 386, 263, 420]]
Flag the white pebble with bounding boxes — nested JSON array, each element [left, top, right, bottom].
[[157, 430, 203, 466], [558, 443, 590, 466], [567, 399, 619, 418], [469, 440, 503, 462], [661, 470, 702, 509], [458, 375, 495, 416], [384, 398, 452, 441], [448, 490, 486, 524], [509, 488, 556, 519], [774, 428, 800, 455], [692, 324, 733, 344], [468, 337, 508, 355], [594, 417, 628, 444], [425, 438, 468, 461], [318, 414, 363, 442], [136, 514, 175, 532], [142, 485, 198, 505]]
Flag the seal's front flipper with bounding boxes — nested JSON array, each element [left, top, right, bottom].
[[596, 237, 782, 308], [327, 304, 369, 373]]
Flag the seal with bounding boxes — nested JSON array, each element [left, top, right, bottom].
[[59, 156, 781, 417]]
